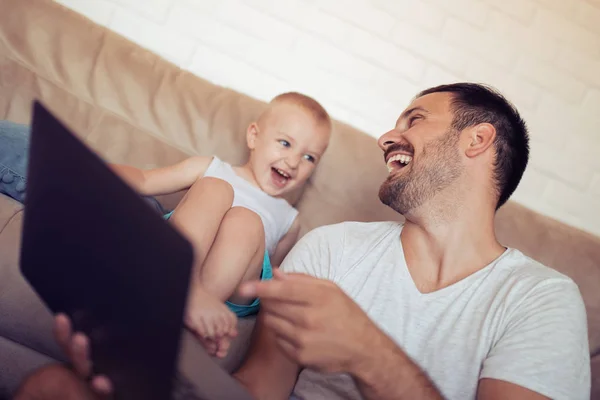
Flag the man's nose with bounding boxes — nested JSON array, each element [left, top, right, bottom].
[[377, 129, 399, 151]]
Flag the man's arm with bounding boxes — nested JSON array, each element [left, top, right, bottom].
[[477, 379, 550, 400], [352, 335, 550, 400], [235, 225, 343, 399], [240, 273, 561, 400], [109, 156, 212, 196], [349, 328, 443, 400], [233, 312, 300, 400], [242, 272, 445, 400]]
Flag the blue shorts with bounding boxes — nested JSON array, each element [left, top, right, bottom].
[[163, 211, 271, 317], [226, 251, 272, 317]]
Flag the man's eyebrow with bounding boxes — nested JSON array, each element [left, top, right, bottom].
[[396, 106, 429, 126]]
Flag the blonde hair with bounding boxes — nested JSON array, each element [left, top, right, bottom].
[[270, 92, 332, 130]]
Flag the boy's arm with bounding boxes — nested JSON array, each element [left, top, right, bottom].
[[110, 156, 212, 196], [270, 218, 301, 267]]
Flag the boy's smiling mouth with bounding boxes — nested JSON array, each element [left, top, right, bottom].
[[271, 167, 291, 188]]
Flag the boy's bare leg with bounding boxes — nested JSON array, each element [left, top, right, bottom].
[[169, 177, 240, 356], [169, 177, 234, 267], [200, 207, 265, 302], [186, 207, 265, 356]]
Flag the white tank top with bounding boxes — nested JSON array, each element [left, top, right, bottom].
[[203, 157, 298, 255]]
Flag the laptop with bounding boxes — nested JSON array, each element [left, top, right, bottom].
[[19, 101, 252, 399]]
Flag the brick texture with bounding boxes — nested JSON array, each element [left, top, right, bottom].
[[54, 0, 600, 237]]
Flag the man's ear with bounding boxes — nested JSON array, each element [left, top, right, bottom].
[[247, 122, 259, 150], [465, 123, 496, 158]]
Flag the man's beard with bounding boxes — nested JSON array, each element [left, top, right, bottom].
[[379, 130, 462, 215]]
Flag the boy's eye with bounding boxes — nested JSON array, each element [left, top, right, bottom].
[[279, 140, 291, 147], [304, 154, 315, 163]]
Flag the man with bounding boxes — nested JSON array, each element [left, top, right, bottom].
[[234, 83, 590, 399], [13, 83, 590, 399]]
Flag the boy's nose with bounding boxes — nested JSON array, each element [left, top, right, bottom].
[[286, 154, 301, 169]]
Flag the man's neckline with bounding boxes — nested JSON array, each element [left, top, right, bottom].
[[396, 224, 512, 297]]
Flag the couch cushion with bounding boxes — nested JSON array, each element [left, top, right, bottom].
[[0, 335, 56, 396], [0, 210, 64, 361]]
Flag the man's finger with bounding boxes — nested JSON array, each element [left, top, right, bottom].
[[271, 268, 289, 280], [262, 312, 303, 348], [91, 375, 114, 396], [272, 269, 320, 283], [274, 335, 301, 364], [54, 313, 72, 356], [70, 332, 92, 378], [260, 300, 312, 326], [239, 279, 314, 304]]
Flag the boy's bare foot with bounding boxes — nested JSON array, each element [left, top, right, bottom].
[[185, 286, 238, 358]]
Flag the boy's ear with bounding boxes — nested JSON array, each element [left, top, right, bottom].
[[246, 122, 259, 150]]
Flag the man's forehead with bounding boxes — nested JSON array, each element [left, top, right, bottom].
[[401, 92, 453, 118]]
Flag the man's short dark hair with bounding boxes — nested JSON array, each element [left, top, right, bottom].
[[417, 83, 529, 209]]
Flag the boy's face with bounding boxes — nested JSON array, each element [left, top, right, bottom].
[[246, 103, 330, 197]]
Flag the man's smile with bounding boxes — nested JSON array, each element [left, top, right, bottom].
[[385, 152, 413, 173]]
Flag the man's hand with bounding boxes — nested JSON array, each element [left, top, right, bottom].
[[239, 271, 444, 400], [238, 270, 377, 375], [54, 314, 114, 396]]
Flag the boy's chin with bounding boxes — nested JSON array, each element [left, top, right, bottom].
[[265, 183, 298, 197], [265, 187, 288, 197]]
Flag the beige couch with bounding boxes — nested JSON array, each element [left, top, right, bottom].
[[0, 0, 599, 398]]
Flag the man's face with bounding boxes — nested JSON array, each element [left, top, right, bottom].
[[377, 92, 464, 215]]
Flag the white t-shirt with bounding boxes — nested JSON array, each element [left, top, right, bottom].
[[203, 157, 298, 255], [281, 221, 590, 400]]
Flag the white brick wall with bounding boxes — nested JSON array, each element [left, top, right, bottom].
[[55, 0, 600, 237]]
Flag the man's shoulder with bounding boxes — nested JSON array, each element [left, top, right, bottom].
[[493, 249, 584, 316], [288, 221, 403, 280], [498, 249, 576, 287], [481, 250, 590, 399]]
